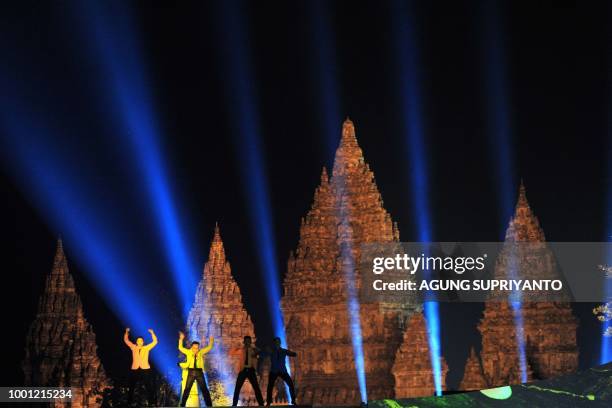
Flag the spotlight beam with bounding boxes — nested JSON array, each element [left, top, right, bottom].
[[307, 0, 342, 163], [337, 205, 368, 403], [212, 0, 290, 380], [481, 1, 516, 225], [0, 109, 180, 388], [390, 0, 442, 395], [602, 19, 612, 363], [479, 1, 526, 381], [74, 0, 199, 318]]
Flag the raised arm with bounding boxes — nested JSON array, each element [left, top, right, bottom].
[[201, 336, 214, 354], [147, 329, 158, 349], [178, 331, 189, 355], [285, 348, 297, 357], [124, 328, 135, 348]]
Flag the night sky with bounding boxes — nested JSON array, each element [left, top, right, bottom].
[[0, 0, 609, 390]]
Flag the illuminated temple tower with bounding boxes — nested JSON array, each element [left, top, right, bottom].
[[281, 119, 424, 405], [22, 239, 109, 407], [392, 312, 448, 397], [186, 225, 258, 404], [459, 348, 488, 391], [462, 183, 579, 389]]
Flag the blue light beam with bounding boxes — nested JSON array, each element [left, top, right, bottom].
[[0, 102, 181, 389], [480, 1, 526, 381], [212, 0, 289, 365], [74, 0, 199, 318], [481, 1, 517, 226], [390, 0, 442, 395], [307, 0, 342, 162], [601, 29, 612, 362], [337, 211, 368, 403]]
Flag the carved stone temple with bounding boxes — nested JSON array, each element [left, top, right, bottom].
[[461, 183, 579, 389], [185, 224, 258, 404], [281, 119, 434, 405], [459, 347, 488, 391], [392, 312, 448, 398], [22, 239, 109, 407]]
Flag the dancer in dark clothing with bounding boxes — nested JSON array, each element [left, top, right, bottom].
[[232, 336, 265, 406], [264, 337, 297, 406]]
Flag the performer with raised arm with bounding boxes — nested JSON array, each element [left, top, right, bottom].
[[123, 327, 158, 404], [232, 335, 265, 406], [265, 337, 297, 406], [178, 331, 214, 407]]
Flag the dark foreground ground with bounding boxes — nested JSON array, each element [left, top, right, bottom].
[[370, 362, 612, 408]]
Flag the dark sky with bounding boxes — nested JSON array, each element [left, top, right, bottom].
[[0, 0, 609, 390]]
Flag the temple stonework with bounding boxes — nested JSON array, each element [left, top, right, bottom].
[[463, 183, 579, 389], [392, 312, 448, 398], [22, 239, 109, 408], [282, 119, 426, 405], [459, 348, 488, 391], [186, 225, 258, 404]]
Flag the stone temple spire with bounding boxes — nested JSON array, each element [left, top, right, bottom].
[[459, 347, 487, 391], [505, 181, 545, 242], [23, 239, 109, 408], [320, 166, 329, 184], [186, 225, 257, 405], [332, 118, 366, 177], [207, 222, 226, 272], [393, 312, 448, 398], [46, 237, 76, 296], [282, 119, 421, 404], [475, 181, 578, 388]]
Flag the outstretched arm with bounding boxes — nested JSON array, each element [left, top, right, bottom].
[[285, 348, 297, 357], [178, 331, 188, 355], [124, 328, 135, 348], [147, 329, 158, 349], [201, 336, 214, 354]]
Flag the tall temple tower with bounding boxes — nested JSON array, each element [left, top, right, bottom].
[[462, 183, 579, 389], [22, 239, 109, 408], [281, 119, 424, 405], [186, 224, 257, 404]]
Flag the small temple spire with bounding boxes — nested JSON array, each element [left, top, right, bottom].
[[50, 236, 73, 292], [340, 117, 358, 147], [210, 222, 224, 248], [53, 237, 66, 266], [505, 180, 545, 242], [516, 178, 529, 210], [206, 222, 228, 275], [213, 222, 222, 243], [333, 117, 366, 177], [320, 167, 329, 184], [459, 347, 488, 391]]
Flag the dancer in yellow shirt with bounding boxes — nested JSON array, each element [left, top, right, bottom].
[[178, 331, 214, 407]]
